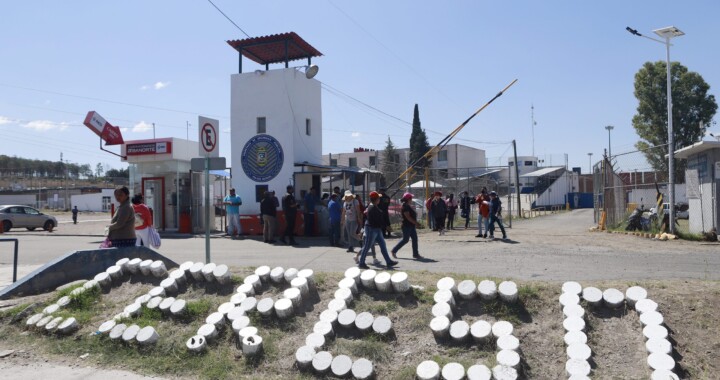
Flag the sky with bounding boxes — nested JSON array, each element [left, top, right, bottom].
[[1, 0, 719, 174]]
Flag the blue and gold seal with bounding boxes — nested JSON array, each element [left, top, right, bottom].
[[241, 134, 284, 182]]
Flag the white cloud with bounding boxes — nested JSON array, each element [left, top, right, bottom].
[[120, 127, 129, 133], [23, 120, 69, 131], [0, 116, 13, 125], [153, 81, 170, 90], [351, 132, 360, 138], [139, 81, 170, 91], [132, 121, 153, 133]]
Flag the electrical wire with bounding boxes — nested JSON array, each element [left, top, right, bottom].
[[206, 0, 250, 38], [0, 83, 227, 119]]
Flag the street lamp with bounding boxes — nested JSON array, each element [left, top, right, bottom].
[[627, 25, 684, 234], [605, 125, 614, 158], [587, 153, 593, 174]]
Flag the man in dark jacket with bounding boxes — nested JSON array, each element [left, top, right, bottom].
[[260, 191, 277, 244], [431, 191, 447, 236], [377, 188, 391, 237], [357, 191, 398, 269], [282, 185, 299, 245], [459, 191, 473, 229], [488, 191, 507, 240]]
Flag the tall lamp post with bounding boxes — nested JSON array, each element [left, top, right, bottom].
[[604, 125, 614, 158], [627, 25, 684, 234]]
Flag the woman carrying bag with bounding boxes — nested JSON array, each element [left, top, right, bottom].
[[132, 193, 154, 247]]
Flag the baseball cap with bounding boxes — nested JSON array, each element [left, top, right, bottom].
[[369, 191, 380, 199], [402, 192, 413, 201], [434, 191, 443, 197]]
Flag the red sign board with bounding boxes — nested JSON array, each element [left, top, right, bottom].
[[126, 141, 173, 156], [83, 111, 125, 145]]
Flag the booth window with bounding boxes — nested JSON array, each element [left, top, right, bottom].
[[257, 117, 266, 134], [525, 161, 534, 166], [330, 158, 337, 166], [305, 119, 311, 136], [369, 156, 376, 167], [348, 157, 357, 167], [438, 150, 448, 162]]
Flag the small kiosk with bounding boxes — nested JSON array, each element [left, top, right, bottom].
[[123, 137, 227, 233]]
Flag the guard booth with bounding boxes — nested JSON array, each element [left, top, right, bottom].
[[123, 138, 227, 233]]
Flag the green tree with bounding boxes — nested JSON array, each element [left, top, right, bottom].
[[408, 103, 431, 168], [633, 61, 717, 180], [95, 163, 104, 177], [381, 136, 399, 187]]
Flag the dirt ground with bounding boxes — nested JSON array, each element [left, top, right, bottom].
[[1, 267, 718, 380]]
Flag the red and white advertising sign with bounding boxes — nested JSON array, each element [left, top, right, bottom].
[[125, 140, 173, 156], [83, 111, 125, 145]]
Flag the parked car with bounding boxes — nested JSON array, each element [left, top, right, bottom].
[[0, 205, 58, 231]]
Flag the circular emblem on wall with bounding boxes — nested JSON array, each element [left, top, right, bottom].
[[241, 134, 284, 182]]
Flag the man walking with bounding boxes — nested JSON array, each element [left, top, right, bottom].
[[431, 191, 447, 236], [488, 191, 507, 240], [475, 188, 491, 238], [282, 185, 299, 245], [223, 188, 242, 239], [304, 186, 317, 237], [71, 206, 79, 224], [377, 188, 391, 237], [459, 191, 473, 229]]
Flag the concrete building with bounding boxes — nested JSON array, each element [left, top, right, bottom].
[[70, 189, 115, 212], [323, 144, 485, 171], [228, 32, 323, 215]]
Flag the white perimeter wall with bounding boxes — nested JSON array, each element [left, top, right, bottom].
[[71, 189, 115, 212], [230, 68, 322, 214], [0, 194, 35, 206]]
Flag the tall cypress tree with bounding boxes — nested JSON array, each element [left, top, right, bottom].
[[408, 104, 431, 168]]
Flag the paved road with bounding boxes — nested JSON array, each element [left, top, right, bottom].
[[1, 209, 718, 283]]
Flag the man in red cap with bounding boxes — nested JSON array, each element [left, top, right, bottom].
[[356, 191, 398, 269]]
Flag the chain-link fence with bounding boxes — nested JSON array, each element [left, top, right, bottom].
[[384, 166, 513, 228], [594, 144, 705, 235]]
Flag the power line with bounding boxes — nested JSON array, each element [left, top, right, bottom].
[[206, 0, 250, 38], [0, 83, 227, 119]]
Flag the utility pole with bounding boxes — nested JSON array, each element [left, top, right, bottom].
[[153, 123, 156, 139], [531, 105, 536, 157], [512, 140, 521, 218]]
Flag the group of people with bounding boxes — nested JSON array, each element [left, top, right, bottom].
[[105, 186, 155, 248], [324, 187, 424, 270], [424, 188, 507, 240]]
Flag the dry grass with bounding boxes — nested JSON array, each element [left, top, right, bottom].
[[0, 270, 718, 379]]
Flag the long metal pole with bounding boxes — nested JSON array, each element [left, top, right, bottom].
[[665, 38, 676, 234], [512, 140, 522, 218], [205, 157, 211, 263], [386, 79, 518, 197]]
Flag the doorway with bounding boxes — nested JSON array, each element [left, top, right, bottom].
[[142, 177, 165, 230]]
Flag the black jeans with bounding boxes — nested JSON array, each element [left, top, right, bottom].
[[284, 212, 297, 240]]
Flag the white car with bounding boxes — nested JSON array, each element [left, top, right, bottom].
[[0, 205, 58, 231]]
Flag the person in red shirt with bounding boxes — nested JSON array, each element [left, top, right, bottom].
[[475, 187, 491, 238], [131, 193, 153, 247]]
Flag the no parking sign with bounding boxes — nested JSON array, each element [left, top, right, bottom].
[[198, 116, 219, 157]]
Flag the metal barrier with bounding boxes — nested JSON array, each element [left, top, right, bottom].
[[0, 238, 19, 283]]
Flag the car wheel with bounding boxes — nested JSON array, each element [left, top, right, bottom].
[[2, 220, 11, 232], [43, 220, 54, 231], [27, 227, 36, 231]]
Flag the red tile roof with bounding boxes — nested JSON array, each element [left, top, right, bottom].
[[227, 32, 322, 65]]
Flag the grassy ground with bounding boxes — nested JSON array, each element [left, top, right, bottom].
[[1, 269, 718, 379]]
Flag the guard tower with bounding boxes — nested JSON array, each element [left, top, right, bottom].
[[227, 32, 323, 214]]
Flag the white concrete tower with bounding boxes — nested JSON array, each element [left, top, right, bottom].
[[227, 32, 323, 214]]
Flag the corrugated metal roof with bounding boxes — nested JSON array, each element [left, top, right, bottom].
[[521, 167, 565, 178], [227, 32, 323, 65]]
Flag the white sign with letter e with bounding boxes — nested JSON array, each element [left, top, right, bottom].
[[198, 116, 219, 157]]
